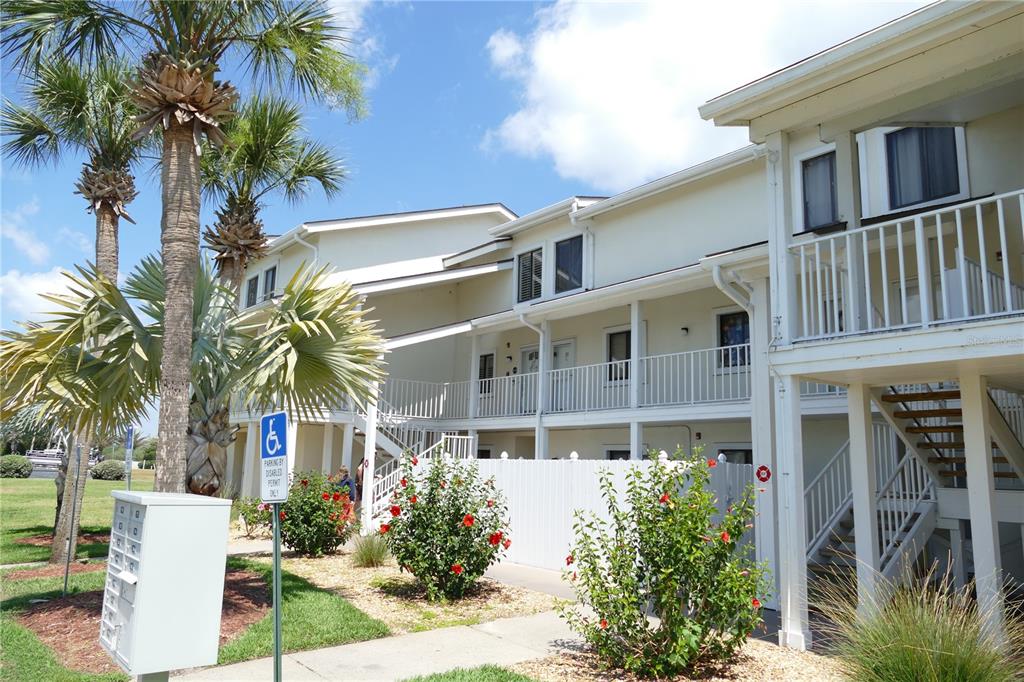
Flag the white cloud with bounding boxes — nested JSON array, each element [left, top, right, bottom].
[[57, 227, 93, 256], [329, 0, 403, 91], [1, 197, 50, 265], [0, 266, 73, 321], [485, 1, 928, 193]]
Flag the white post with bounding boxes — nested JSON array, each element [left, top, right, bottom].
[[286, 420, 298, 475], [833, 130, 865, 330], [750, 277, 779, 609], [630, 421, 643, 460], [765, 131, 797, 344], [630, 300, 641, 409], [535, 320, 551, 460], [240, 420, 258, 497], [321, 423, 335, 475], [360, 388, 379, 531], [341, 423, 354, 473], [775, 374, 811, 650], [469, 334, 480, 419], [848, 383, 880, 611], [224, 440, 237, 492], [949, 520, 968, 590], [960, 372, 1004, 641]]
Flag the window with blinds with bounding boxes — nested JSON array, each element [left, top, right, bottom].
[[885, 127, 960, 209], [517, 248, 543, 302], [801, 151, 838, 230]]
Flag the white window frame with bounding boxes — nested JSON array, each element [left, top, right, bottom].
[[511, 230, 587, 308], [243, 257, 282, 308], [244, 275, 260, 308], [604, 324, 632, 385], [514, 246, 544, 305], [711, 305, 750, 374], [791, 142, 837, 233], [262, 265, 278, 302], [873, 125, 970, 216]]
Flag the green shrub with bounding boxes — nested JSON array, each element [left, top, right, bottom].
[[558, 449, 769, 678], [0, 454, 33, 478], [236, 497, 272, 537], [90, 459, 125, 480], [381, 455, 510, 601], [817, 566, 1024, 682], [279, 470, 356, 556], [352, 534, 390, 568]]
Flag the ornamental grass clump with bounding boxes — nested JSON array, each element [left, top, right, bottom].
[[816, 565, 1024, 682], [558, 448, 769, 678], [279, 470, 356, 556], [380, 454, 510, 601], [352, 534, 390, 568]]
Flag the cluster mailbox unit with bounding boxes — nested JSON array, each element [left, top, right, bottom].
[[100, 491, 232, 678]]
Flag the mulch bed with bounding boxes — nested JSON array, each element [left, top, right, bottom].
[[16, 531, 109, 547], [14, 568, 271, 675], [5, 561, 106, 581]]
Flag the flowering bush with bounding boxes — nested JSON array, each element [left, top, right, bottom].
[[558, 448, 769, 678], [235, 497, 272, 537], [279, 470, 356, 556], [380, 455, 510, 601]]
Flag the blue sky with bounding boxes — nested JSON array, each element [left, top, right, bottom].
[[0, 0, 927, 433]]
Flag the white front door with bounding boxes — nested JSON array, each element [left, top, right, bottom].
[[519, 347, 541, 414]]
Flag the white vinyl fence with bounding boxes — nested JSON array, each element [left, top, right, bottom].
[[477, 458, 754, 572]]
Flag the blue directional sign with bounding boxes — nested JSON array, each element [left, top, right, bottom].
[[260, 411, 289, 503]]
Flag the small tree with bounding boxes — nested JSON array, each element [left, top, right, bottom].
[[279, 470, 356, 556], [381, 455, 511, 601], [559, 449, 769, 678]]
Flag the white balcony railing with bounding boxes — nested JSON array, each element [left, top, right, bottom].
[[640, 344, 751, 406], [381, 379, 468, 420], [790, 189, 1024, 342], [548, 359, 632, 413], [478, 372, 538, 418]]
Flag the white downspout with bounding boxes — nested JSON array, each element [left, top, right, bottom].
[[712, 264, 753, 314], [293, 229, 318, 266]]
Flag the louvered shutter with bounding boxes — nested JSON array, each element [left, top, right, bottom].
[[517, 248, 543, 302]]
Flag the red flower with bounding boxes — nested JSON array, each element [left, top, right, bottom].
[[333, 492, 342, 502], [440, 481, 447, 489], [752, 597, 761, 609], [379, 523, 390, 534], [487, 499, 495, 507], [502, 538, 511, 550], [489, 531, 503, 546], [571, 571, 577, 581], [599, 619, 608, 629], [400, 478, 407, 487], [566, 554, 574, 566], [410, 495, 418, 504], [462, 513, 475, 527], [301, 479, 309, 487], [328, 513, 337, 522], [390, 505, 401, 517], [321, 492, 330, 500], [279, 511, 286, 521], [411, 456, 419, 465], [707, 458, 717, 468], [451, 564, 463, 575], [720, 531, 731, 543], [658, 492, 670, 504]]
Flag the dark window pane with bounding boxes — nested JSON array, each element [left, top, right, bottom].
[[886, 127, 959, 209], [477, 449, 492, 459], [517, 248, 543, 302], [555, 235, 583, 293], [607, 330, 630, 380], [263, 266, 277, 300], [718, 311, 750, 367], [801, 152, 837, 229], [246, 277, 259, 308], [478, 353, 495, 394], [607, 450, 630, 461]]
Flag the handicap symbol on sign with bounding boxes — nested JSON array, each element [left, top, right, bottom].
[[265, 428, 282, 456], [260, 411, 288, 460]]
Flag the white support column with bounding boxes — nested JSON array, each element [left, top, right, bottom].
[[765, 131, 797, 344], [535, 320, 551, 460], [469, 334, 480, 419], [833, 130, 866, 331], [960, 372, 1004, 641], [949, 520, 969, 590], [341, 423, 354, 473], [630, 300, 641, 409], [774, 374, 811, 650], [848, 383, 880, 611], [750, 277, 778, 609], [224, 440, 238, 492], [630, 421, 643, 460], [360, 387, 379, 531], [240, 420, 258, 497], [321, 423, 335, 475], [286, 419, 298, 475]]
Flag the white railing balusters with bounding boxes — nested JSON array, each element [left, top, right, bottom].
[[977, 203, 992, 315], [997, 198, 1013, 313], [936, 213, 949, 320]]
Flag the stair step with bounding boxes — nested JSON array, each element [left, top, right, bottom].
[[940, 470, 1019, 478], [928, 456, 1008, 464], [893, 408, 962, 419], [918, 441, 965, 449], [907, 425, 963, 433], [808, 562, 854, 575], [882, 389, 961, 403]]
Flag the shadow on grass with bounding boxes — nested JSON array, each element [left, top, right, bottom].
[[2, 524, 111, 565]]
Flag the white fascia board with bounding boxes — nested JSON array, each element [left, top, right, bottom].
[[305, 204, 516, 234], [488, 197, 603, 238], [442, 238, 513, 268], [385, 321, 474, 350], [699, 243, 770, 273], [356, 260, 511, 295], [698, 1, 1011, 126], [573, 146, 764, 221]]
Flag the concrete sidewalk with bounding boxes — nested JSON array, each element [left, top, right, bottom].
[[173, 610, 575, 681]]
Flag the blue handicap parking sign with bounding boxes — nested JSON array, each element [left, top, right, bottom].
[[124, 425, 134, 451], [261, 412, 288, 460]]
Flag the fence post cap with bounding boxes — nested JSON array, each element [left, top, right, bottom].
[[569, 451, 579, 460], [500, 451, 509, 460], [658, 450, 669, 462]]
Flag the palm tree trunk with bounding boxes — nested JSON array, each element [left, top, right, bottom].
[[219, 258, 245, 302], [155, 121, 201, 493], [50, 432, 90, 564], [95, 204, 119, 281]]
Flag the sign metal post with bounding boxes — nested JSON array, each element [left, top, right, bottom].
[[124, 425, 135, 491], [260, 411, 288, 682]]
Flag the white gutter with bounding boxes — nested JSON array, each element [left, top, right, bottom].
[[294, 230, 318, 265], [712, 264, 753, 315], [489, 196, 602, 238]]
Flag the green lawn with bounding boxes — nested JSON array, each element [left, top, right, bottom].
[[0, 557, 389, 681], [402, 666, 536, 682], [0, 471, 154, 565]]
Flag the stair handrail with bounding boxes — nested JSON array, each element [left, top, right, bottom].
[[804, 439, 852, 555], [370, 435, 470, 520], [875, 450, 935, 568]]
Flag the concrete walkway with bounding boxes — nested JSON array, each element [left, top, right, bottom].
[[173, 610, 575, 681]]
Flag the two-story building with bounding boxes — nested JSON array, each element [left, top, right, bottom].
[[228, 0, 1023, 650]]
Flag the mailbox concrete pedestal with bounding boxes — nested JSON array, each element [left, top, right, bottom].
[[100, 491, 232, 677]]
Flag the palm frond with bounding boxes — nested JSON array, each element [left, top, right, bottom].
[[0, 99, 62, 168]]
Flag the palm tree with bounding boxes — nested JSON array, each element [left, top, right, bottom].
[[202, 95, 346, 297], [0, 257, 385, 500], [2, 0, 364, 493]]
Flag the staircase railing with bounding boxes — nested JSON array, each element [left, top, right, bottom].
[[876, 451, 935, 568], [370, 434, 476, 521]]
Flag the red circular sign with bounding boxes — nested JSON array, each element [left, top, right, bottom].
[[756, 465, 772, 483]]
